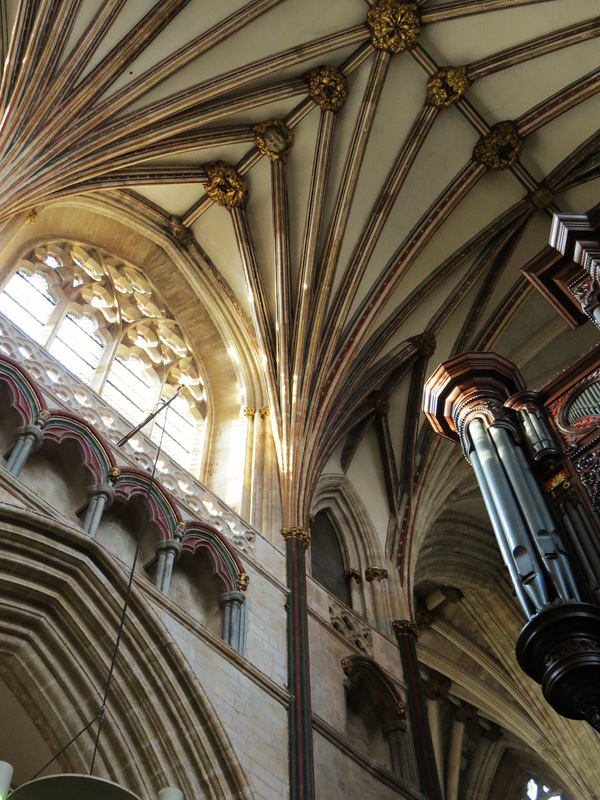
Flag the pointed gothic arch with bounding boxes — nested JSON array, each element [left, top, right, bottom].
[[0, 506, 255, 799]]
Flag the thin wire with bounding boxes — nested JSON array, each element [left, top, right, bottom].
[[28, 713, 101, 781], [89, 398, 172, 775], [19, 393, 176, 785]]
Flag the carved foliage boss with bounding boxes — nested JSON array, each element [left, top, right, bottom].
[[367, 1, 421, 54]]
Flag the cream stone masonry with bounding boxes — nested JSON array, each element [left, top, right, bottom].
[[0, 312, 255, 554]]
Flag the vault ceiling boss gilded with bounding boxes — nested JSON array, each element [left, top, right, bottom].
[[473, 120, 524, 171], [425, 66, 471, 110], [306, 65, 349, 112], [367, 1, 421, 54], [253, 120, 294, 162], [203, 161, 248, 208]]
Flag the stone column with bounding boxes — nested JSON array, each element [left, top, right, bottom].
[[155, 537, 182, 595], [446, 704, 477, 800], [393, 620, 443, 800], [282, 524, 314, 800], [344, 568, 363, 615], [82, 483, 114, 536], [219, 589, 247, 653], [383, 717, 419, 785], [6, 424, 43, 476], [423, 670, 452, 791], [365, 567, 388, 630], [423, 352, 579, 618]]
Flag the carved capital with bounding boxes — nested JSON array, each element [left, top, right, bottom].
[[365, 566, 388, 582], [367, 1, 421, 53], [409, 331, 436, 358], [344, 567, 362, 584], [236, 572, 250, 591], [35, 409, 51, 427], [425, 66, 470, 109], [204, 161, 248, 208], [281, 525, 310, 549], [392, 619, 419, 640], [454, 703, 478, 724], [242, 407, 256, 419], [259, 406, 270, 419], [253, 119, 293, 162], [473, 121, 523, 171], [306, 66, 348, 112], [423, 671, 452, 701]]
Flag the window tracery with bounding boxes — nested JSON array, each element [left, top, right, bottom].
[[0, 241, 207, 473]]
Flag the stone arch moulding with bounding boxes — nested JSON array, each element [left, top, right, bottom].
[[312, 473, 397, 626], [180, 521, 249, 593], [42, 412, 116, 484], [312, 473, 383, 571], [113, 468, 182, 541], [0, 507, 255, 800], [0, 354, 47, 425], [342, 655, 406, 720]]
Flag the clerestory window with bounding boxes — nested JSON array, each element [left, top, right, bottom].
[[525, 778, 561, 800], [0, 242, 207, 474]]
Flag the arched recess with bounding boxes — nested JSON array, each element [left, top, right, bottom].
[[0, 355, 46, 466], [0, 355, 46, 425], [341, 655, 413, 780], [312, 474, 383, 570], [113, 469, 181, 540], [97, 469, 181, 572], [0, 505, 255, 800], [0, 192, 268, 516], [180, 522, 248, 593], [170, 523, 250, 650], [311, 473, 395, 626], [42, 412, 116, 484]]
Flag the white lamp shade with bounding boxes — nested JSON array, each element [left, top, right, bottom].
[[158, 789, 184, 800], [9, 774, 142, 800], [0, 761, 14, 799]]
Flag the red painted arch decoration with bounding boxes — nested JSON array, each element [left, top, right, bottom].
[[42, 411, 116, 483], [180, 521, 249, 592], [113, 468, 182, 541], [0, 354, 46, 425]]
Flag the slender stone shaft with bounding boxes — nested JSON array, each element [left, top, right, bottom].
[[219, 590, 247, 653], [446, 717, 465, 800], [82, 483, 114, 537], [155, 538, 182, 595], [6, 425, 43, 476]]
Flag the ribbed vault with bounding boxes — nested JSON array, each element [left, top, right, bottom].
[[0, 0, 599, 535]]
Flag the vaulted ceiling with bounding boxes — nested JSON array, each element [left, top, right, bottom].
[[1, 0, 600, 549]]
